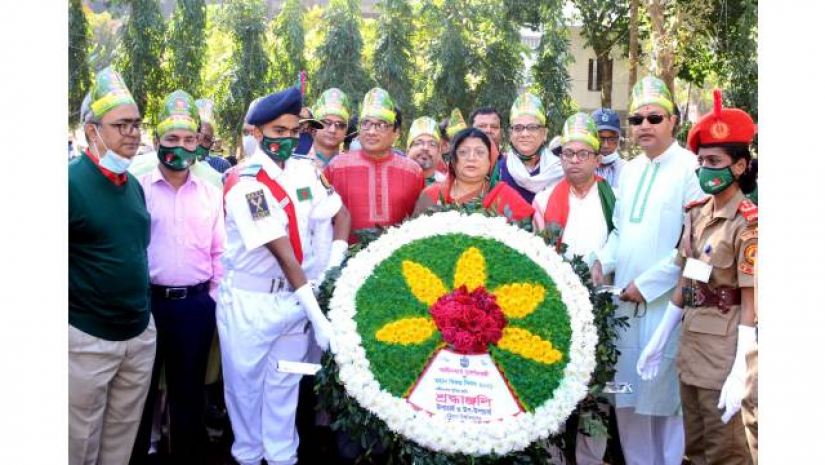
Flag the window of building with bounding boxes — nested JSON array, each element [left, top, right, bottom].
[[587, 58, 613, 92]]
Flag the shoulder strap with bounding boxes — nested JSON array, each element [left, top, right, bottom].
[[737, 198, 758, 223], [256, 169, 304, 264], [684, 196, 711, 211]]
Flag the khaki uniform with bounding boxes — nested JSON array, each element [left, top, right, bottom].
[[742, 340, 758, 464], [675, 190, 756, 465]]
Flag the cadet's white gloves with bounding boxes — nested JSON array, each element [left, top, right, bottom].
[[295, 283, 336, 352], [637, 302, 683, 380], [718, 325, 756, 424]]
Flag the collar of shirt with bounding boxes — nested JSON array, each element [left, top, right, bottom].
[[645, 140, 680, 166], [150, 165, 199, 190], [84, 148, 127, 186], [357, 149, 395, 165], [250, 149, 285, 179], [705, 188, 744, 221]]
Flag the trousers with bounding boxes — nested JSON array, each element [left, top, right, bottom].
[[217, 283, 311, 465], [615, 407, 685, 465]]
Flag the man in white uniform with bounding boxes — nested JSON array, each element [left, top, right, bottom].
[[218, 87, 350, 465], [589, 76, 703, 465], [533, 113, 617, 464]]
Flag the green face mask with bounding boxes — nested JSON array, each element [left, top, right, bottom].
[[697, 166, 735, 195], [261, 135, 298, 162], [158, 145, 197, 171], [194, 145, 209, 161]]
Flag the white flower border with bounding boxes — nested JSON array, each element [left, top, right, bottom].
[[327, 211, 598, 456]]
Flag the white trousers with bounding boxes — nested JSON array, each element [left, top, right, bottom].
[[615, 407, 685, 465], [217, 284, 310, 465]]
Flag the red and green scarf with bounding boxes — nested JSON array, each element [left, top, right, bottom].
[[543, 176, 615, 235]]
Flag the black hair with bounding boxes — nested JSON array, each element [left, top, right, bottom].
[[469, 106, 502, 127], [700, 143, 757, 194], [393, 106, 403, 131], [343, 114, 359, 151], [438, 118, 450, 140], [448, 127, 492, 179]]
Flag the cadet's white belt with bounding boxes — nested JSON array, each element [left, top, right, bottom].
[[229, 270, 294, 294]]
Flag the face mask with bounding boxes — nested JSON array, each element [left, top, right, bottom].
[[243, 135, 258, 156], [260, 135, 298, 162], [601, 152, 620, 164], [697, 166, 735, 195], [93, 126, 132, 174], [194, 145, 209, 161], [157, 144, 197, 171]]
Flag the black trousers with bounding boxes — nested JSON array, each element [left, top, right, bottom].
[[130, 287, 216, 464]]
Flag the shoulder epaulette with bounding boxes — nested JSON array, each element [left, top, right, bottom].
[[737, 198, 758, 222], [684, 196, 711, 211]]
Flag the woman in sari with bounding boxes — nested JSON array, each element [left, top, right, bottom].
[[414, 127, 534, 222]]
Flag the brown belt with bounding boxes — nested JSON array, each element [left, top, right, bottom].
[[682, 281, 741, 314]]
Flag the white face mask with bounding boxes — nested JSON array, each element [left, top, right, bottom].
[[93, 126, 132, 174], [243, 135, 258, 157], [601, 151, 620, 165]]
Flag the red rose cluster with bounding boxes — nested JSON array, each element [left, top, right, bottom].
[[429, 285, 508, 354]]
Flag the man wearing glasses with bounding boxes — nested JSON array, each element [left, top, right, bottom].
[[591, 107, 627, 189], [588, 76, 703, 465], [407, 116, 446, 186], [306, 88, 351, 168], [70, 67, 156, 465], [496, 92, 564, 203], [324, 88, 425, 243]]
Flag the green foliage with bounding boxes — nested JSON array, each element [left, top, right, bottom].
[[572, 0, 630, 107], [531, 1, 576, 137], [201, 4, 234, 141], [216, 0, 271, 152], [372, 0, 416, 133], [166, 0, 207, 96], [87, 9, 121, 72], [118, 0, 167, 122], [313, 0, 373, 108], [271, 0, 306, 89], [69, 0, 92, 128]]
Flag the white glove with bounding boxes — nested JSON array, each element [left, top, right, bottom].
[[295, 283, 336, 352], [327, 239, 349, 271], [637, 302, 683, 380], [718, 325, 756, 423]]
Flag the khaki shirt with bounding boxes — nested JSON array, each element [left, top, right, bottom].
[[675, 189, 757, 390]]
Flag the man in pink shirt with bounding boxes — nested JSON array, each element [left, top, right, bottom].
[[131, 90, 226, 464]]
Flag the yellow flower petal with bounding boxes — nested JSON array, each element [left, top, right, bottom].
[[453, 247, 487, 291], [493, 283, 546, 319], [402, 260, 448, 305], [497, 327, 562, 365], [375, 317, 437, 345]]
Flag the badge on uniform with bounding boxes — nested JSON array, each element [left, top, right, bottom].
[[319, 172, 335, 195], [740, 244, 757, 275], [246, 189, 270, 220], [684, 258, 713, 283], [296, 186, 313, 202]]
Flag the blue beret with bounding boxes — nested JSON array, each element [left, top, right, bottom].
[[247, 87, 303, 126]]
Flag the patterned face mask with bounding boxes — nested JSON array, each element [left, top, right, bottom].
[[157, 144, 197, 171]]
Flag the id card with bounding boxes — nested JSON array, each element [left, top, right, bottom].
[[276, 360, 321, 375], [683, 258, 712, 283], [602, 382, 633, 394]]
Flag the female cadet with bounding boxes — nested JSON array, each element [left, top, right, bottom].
[[636, 90, 758, 465]]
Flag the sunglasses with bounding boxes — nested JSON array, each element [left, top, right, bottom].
[[628, 114, 667, 126]]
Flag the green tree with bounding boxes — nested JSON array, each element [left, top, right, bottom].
[[118, 0, 167, 121], [87, 9, 121, 71], [313, 0, 373, 107], [166, 0, 207, 96], [69, 0, 92, 128], [372, 0, 416, 128], [271, 0, 306, 89], [217, 0, 271, 152], [572, 0, 630, 108]]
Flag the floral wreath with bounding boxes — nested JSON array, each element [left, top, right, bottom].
[[325, 211, 598, 456]]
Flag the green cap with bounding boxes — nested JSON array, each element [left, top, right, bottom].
[[407, 116, 441, 149], [630, 76, 674, 114], [360, 87, 396, 124], [157, 90, 199, 136], [313, 88, 350, 121], [445, 108, 467, 139], [510, 92, 546, 126], [89, 67, 136, 120], [195, 98, 214, 124], [560, 112, 600, 152]]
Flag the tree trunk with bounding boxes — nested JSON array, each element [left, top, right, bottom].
[[597, 51, 613, 108], [647, 0, 676, 96], [628, 0, 639, 97]]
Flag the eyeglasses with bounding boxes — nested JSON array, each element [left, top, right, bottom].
[[509, 124, 544, 134], [360, 120, 392, 133], [321, 119, 348, 131], [560, 149, 596, 161], [411, 140, 439, 149], [599, 136, 620, 143], [628, 114, 666, 126], [456, 149, 488, 160], [101, 121, 147, 136]]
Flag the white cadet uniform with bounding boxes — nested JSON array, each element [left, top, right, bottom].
[[217, 149, 342, 465]]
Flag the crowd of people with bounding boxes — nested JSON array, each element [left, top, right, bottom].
[[69, 66, 758, 465]]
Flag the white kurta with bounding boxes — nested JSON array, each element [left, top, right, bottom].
[[592, 141, 703, 415]]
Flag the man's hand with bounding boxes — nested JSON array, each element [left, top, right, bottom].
[[619, 281, 645, 303], [590, 261, 605, 287]]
